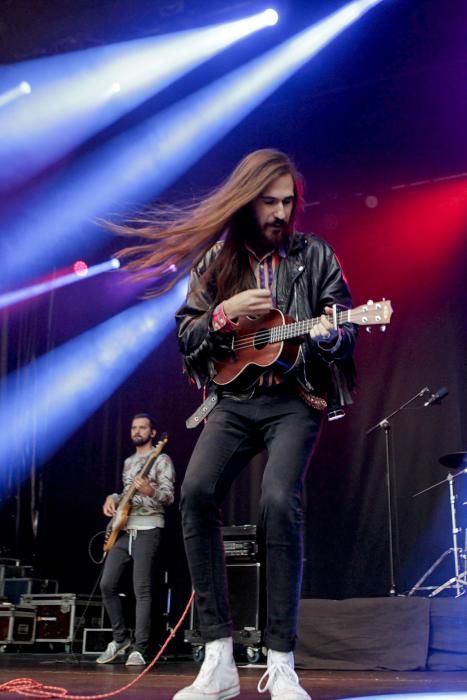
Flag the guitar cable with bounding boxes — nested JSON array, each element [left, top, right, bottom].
[[88, 531, 108, 566]]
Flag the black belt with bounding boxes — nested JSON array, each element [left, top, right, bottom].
[[186, 383, 301, 429]]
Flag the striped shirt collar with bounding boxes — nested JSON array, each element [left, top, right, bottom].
[[244, 243, 287, 262]]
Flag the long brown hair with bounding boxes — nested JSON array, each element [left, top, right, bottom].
[[113, 149, 304, 300]]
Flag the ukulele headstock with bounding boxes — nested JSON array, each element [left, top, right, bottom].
[[349, 299, 393, 330]]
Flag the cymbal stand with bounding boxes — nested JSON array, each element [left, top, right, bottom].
[[366, 386, 431, 596], [408, 468, 467, 597]]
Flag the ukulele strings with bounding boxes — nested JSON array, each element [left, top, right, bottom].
[[233, 312, 348, 350]]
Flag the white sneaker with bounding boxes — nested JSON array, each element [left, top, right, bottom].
[[173, 637, 240, 700], [96, 639, 131, 664], [125, 650, 146, 666], [257, 650, 311, 700]]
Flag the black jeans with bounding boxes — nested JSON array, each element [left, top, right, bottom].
[[180, 386, 322, 652], [100, 527, 161, 655]]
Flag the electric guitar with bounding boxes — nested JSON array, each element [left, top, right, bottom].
[[213, 299, 393, 388], [103, 433, 169, 553]]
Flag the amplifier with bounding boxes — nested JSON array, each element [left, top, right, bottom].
[[222, 524, 259, 562], [186, 562, 264, 646], [20, 593, 104, 643]]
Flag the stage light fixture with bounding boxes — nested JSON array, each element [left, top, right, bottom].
[[0, 81, 32, 108], [0, 258, 120, 311], [73, 260, 89, 277], [19, 81, 32, 94], [263, 9, 279, 26]]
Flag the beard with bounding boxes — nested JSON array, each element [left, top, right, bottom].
[[262, 221, 288, 249], [132, 435, 151, 447], [250, 219, 289, 254]]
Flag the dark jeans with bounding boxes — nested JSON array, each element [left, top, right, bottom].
[[100, 527, 161, 655], [180, 385, 322, 652]]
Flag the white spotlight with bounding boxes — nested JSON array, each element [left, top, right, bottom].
[[263, 8, 279, 26], [110, 82, 121, 94], [111, 257, 121, 269], [19, 81, 32, 94], [0, 81, 32, 108]]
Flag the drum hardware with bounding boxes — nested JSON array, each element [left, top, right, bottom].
[[408, 452, 467, 597]]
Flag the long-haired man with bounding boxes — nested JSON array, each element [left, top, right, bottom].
[[116, 149, 357, 700]]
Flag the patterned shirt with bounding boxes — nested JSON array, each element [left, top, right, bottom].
[[111, 448, 175, 530]]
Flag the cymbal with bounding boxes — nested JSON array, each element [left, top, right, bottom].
[[439, 452, 467, 470]]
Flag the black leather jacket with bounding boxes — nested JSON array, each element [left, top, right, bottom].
[[175, 231, 358, 417]]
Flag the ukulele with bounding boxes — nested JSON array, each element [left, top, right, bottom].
[[213, 299, 393, 388], [103, 433, 169, 553]]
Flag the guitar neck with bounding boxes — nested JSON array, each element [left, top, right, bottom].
[[117, 434, 168, 509], [274, 310, 350, 342], [269, 301, 392, 343]]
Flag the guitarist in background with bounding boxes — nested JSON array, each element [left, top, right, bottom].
[[114, 150, 357, 700], [97, 413, 175, 667]]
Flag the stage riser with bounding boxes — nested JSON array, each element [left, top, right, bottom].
[[296, 597, 467, 671]]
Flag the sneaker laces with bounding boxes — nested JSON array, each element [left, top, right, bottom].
[[257, 662, 301, 695]]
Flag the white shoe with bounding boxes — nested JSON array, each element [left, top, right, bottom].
[[96, 639, 131, 664], [125, 650, 146, 666], [257, 650, 311, 700], [173, 638, 240, 700]]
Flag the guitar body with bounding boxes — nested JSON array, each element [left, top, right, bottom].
[[214, 309, 303, 387], [103, 503, 130, 553], [102, 433, 169, 555]]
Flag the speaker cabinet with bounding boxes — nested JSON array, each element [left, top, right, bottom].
[[186, 562, 264, 646]]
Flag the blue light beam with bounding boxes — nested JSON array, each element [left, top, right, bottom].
[[0, 9, 279, 191], [0, 278, 187, 491], [0, 258, 120, 311], [1, 0, 383, 290], [0, 81, 31, 108]]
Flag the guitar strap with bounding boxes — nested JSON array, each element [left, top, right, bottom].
[[186, 390, 219, 429]]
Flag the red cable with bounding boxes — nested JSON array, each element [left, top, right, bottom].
[[0, 591, 195, 699]]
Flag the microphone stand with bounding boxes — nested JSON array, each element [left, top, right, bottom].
[[366, 386, 431, 596]]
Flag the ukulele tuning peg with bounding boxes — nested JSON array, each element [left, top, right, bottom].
[[365, 327, 372, 334], [380, 325, 387, 333]]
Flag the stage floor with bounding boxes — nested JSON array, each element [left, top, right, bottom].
[[0, 655, 466, 699]]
